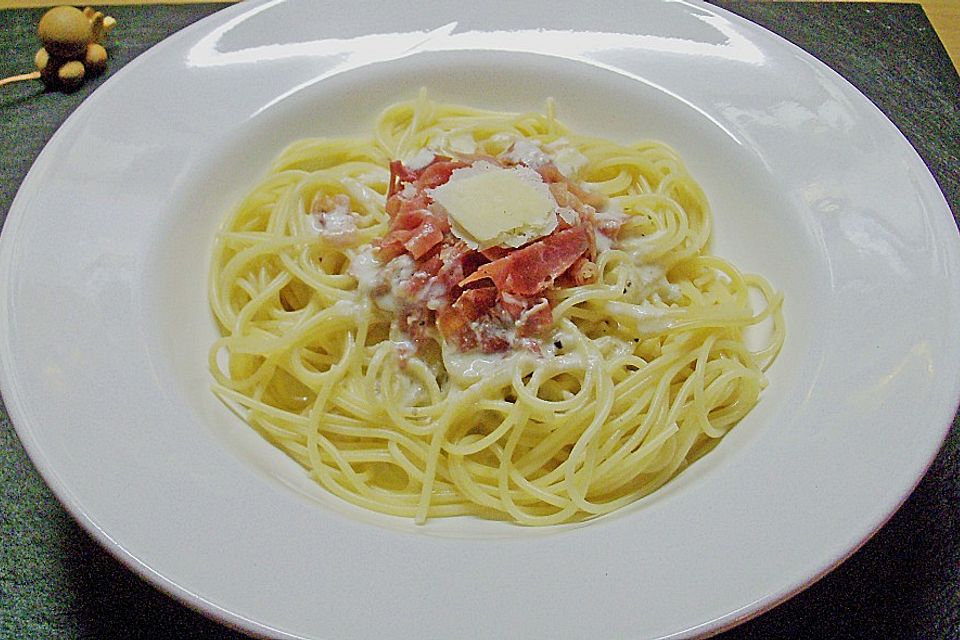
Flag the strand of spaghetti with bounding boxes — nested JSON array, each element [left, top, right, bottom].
[[497, 417, 581, 525], [584, 353, 691, 484], [226, 301, 357, 354], [304, 333, 365, 492], [366, 348, 437, 438], [415, 397, 458, 524], [591, 422, 682, 504], [443, 407, 523, 456], [564, 348, 616, 513]]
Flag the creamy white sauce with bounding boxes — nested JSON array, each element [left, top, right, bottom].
[[593, 334, 635, 361], [593, 200, 627, 252], [603, 300, 674, 330], [635, 263, 682, 302], [612, 261, 681, 306], [489, 132, 516, 147], [595, 230, 615, 253], [544, 138, 589, 177], [596, 198, 626, 223], [446, 133, 478, 155], [374, 254, 415, 312], [348, 248, 418, 313], [500, 137, 588, 178], [341, 176, 385, 213], [329, 299, 360, 315], [423, 281, 449, 310], [392, 338, 416, 355], [348, 246, 381, 294], [425, 132, 477, 156], [637, 264, 666, 287], [310, 195, 358, 244], [404, 148, 436, 171], [312, 210, 356, 235], [503, 139, 551, 168], [443, 349, 537, 385], [439, 326, 590, 387]]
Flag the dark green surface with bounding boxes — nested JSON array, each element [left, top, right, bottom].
[[0, 7, 241, 639], [1, 2, 958, 638]]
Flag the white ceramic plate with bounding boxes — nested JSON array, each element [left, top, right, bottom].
[[1, 1, 958, 638]]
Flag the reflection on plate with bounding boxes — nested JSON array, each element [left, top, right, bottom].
[[1, 1, 957, 638]]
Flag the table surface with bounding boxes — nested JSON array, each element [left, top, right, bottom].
[[1, 2, 958, 639], [0, 0, 958, 73]]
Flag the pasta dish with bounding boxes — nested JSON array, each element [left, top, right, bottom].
[[209, 93, 784, 525]]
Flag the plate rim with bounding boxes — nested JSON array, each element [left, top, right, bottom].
[[1, 1, 958, 638]]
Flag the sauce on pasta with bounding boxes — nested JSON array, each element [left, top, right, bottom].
[[208, 93, 784, 525]]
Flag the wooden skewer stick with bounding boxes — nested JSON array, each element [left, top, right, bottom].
[[0, 71, 41, 87]]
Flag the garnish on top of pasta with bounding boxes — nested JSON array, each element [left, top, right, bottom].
[[209, 92, 784, 526]]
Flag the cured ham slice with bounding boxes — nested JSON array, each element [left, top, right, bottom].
[[538, 164, 606, 209], [516, 299, 552, 338], [387, 160, 418, 200], [377, 206, 449, 261], [403, 219, 444, 259], [458, 226, 590, 296], [437, 287, 498, 337], [415, 159, 469, 190]]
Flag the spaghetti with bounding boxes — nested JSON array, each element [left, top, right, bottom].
[[208, 93, 784, 525]]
